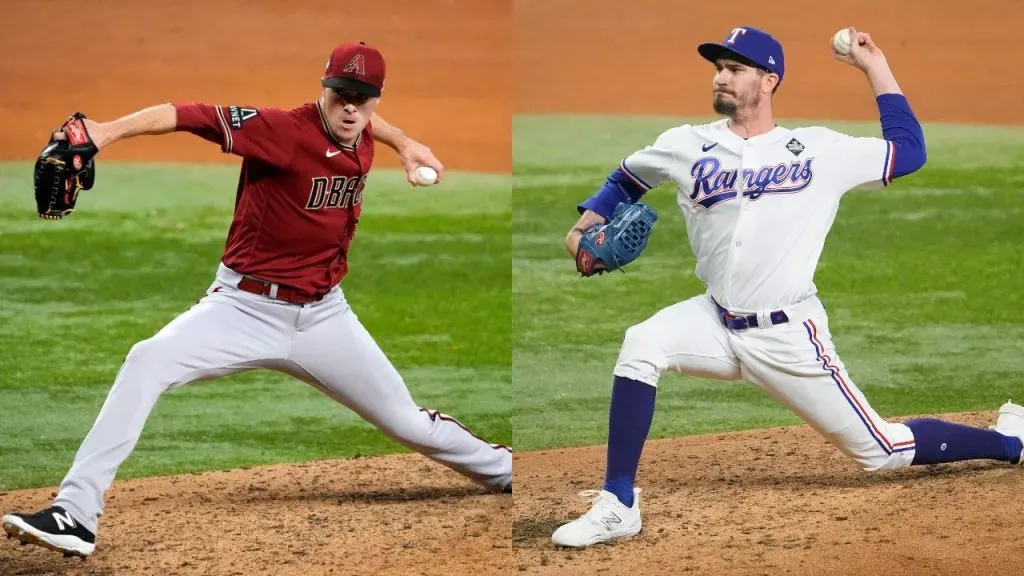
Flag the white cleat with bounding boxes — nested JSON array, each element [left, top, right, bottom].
[[991, 400, 1024, 466], [551, 488, 642, 548]]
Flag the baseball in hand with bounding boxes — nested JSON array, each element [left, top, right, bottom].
[[414, 166, 438, 186], [832, 28, 853, 55]]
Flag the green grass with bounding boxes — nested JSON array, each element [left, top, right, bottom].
[[0, 163, 511, 490], [513, 114, 1024, 451]]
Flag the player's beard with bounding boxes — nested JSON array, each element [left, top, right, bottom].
[[712, 92, 738, 116], [713, 87, 763, 118]]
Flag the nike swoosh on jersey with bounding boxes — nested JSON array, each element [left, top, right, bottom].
[[702, 143, 718, 152], [326, 149, 342, 158]]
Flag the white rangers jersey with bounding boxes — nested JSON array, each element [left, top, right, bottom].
[[620, 119, 896, 311]]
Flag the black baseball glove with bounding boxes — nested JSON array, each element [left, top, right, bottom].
[[34, 113, 98, 220]]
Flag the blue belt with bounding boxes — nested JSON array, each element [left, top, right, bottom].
[[712, 298, 789, 331]]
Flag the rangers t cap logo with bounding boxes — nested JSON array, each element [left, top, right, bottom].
[[697, 26, 785, 84]]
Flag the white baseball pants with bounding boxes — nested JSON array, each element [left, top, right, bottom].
[[54, 263, 512, 533], [614, 292, 916, 472]]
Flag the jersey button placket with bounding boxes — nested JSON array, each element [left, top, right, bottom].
[[725, 144, 752, 291]]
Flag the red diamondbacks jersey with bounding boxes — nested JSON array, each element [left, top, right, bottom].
[[174, 101, 374, 299]]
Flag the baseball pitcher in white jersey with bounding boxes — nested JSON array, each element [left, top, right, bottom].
[[551, 26, 1024, 548]]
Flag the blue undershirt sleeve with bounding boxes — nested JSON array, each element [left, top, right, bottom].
[[877, 93, 926, 179], [577, 168, 648, 219]]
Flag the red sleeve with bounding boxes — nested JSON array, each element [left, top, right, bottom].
[[173, 103, 296, 167]]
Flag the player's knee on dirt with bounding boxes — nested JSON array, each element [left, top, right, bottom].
[[851, 449, 914, 472], [613, 323, 665, 387], [821, 422, 915, 472], [847, 447, 911, 472]]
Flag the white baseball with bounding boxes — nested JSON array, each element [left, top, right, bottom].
[[414, 166, 438, 186], [832, 28, 852, 56]]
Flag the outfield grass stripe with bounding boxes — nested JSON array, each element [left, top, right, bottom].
[[514, 115, 1024, 171]]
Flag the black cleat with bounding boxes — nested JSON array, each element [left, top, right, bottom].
[[3, 506, 95, 557]]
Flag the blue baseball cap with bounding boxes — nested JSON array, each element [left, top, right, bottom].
[[698, 26, 785, 83]]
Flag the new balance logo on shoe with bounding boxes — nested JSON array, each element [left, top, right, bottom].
[[3, 506, 97, 557], [551, 489, 642, 548], [600, 512, 622, 531], [52, 510, 76, 532]]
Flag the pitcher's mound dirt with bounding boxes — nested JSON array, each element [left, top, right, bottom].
[[513, 410, 1023, 576], [0, 454, 509, 576]]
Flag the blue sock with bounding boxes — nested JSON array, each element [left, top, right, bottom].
[[906, 418, 1022, 465], [603, 376, 657, 507]]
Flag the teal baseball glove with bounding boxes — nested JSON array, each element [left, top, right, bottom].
[[575, 202, 658, 276]]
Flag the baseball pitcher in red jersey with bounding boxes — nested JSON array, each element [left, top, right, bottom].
[[3, 41, 512, 559]]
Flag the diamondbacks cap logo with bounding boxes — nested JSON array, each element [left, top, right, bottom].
[[786, 138, 805, 156], [344, 54, 366, 76]]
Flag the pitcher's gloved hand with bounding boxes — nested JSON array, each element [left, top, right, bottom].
[[34, 113, 98, 220], [575, 202, 658, 276]]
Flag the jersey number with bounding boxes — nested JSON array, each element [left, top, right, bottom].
[[306, 176, 367, 210]]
